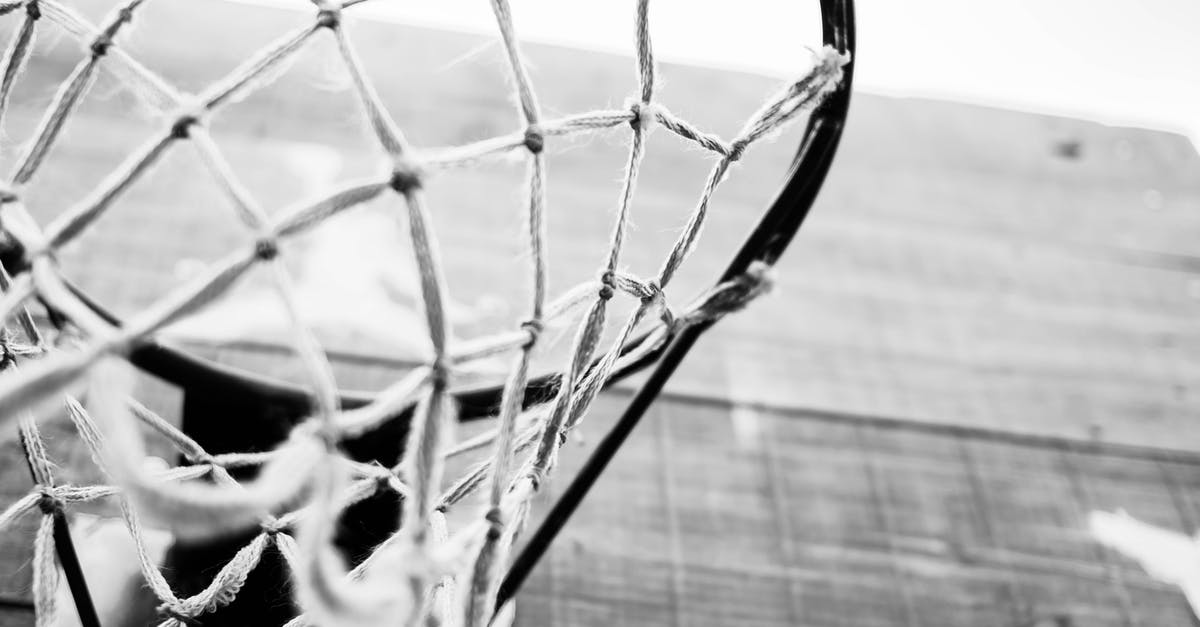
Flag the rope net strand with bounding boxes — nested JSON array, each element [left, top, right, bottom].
[[0, 0, 847, 625]]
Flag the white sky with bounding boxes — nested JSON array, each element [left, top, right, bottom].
[[249, 0, 1200, 150]]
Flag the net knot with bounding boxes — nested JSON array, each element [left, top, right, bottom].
[[0, 183, 17, 204], [429, 357, 451, 388], [24, 0, 40, 20], [683, 261, 775, 326], [3, 206, 49, 261], [169, 110, 201, 139], [524, 470, 543, 492], [36, 487, 62, 515], [0, 330, 16, 371], [90, 4, 135, 57], [114, 3, 136, 25], [639, 278, 674, 327], [597, 270, 615, 301], [627, 100, 660, 133], [157, 602, 201, 625], [260, 519, 285, 536], [484, 506, 504, 539], [523, 125, 545, 154], [315, 5, 341, 29], [89, 36, 113, 58], [389, 158, 424, 194], [188, 451, 217, 467], [254, 237, 279, 261], [614, 273, 675, 327], [372, 470, 393, 494], [726, 139, 748, 162], [519, 318, 544, 346]]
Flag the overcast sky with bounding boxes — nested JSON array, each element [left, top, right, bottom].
[[251, 0, 1200, 149]]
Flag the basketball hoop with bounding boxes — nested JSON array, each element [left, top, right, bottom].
[[0, 0, 855, 625]]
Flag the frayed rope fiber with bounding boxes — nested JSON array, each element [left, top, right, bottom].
[[0, 0, 845, 625]]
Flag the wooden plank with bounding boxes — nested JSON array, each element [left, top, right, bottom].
[[4, 379, 1198, 624], [510, 395, 1200, 626], [966, 440, 1099, 569], [0, 606, 32, 627]]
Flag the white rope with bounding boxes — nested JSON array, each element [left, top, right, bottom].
[[0, 0, 846, 623]]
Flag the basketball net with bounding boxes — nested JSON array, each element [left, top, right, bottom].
[[0, 0, 847, 625]]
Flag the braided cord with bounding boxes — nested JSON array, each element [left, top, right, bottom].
[[0, 0, 847, 624]]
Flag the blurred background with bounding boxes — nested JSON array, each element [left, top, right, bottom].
[[0, 0, 1199, 625]]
